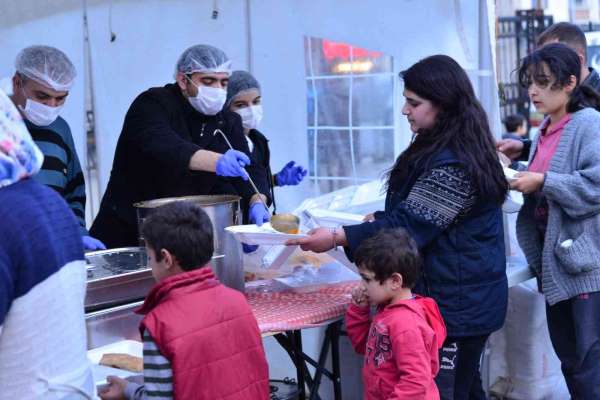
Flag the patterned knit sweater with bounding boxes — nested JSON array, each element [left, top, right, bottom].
[[517, 108, 600, 305]]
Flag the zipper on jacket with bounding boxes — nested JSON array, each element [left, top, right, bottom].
[[200, 123, 206, 137]]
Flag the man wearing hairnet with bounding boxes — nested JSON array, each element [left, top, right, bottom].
[[10, 45, 106, 251], [90, 44, 271, 248]]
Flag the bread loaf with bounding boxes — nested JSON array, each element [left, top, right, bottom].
[[99, 353, 143, 372]]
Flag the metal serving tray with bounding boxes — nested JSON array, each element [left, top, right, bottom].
[[86, 301, 144, 349], [85, 247, 227, 311], [85, 247, 153, 311]]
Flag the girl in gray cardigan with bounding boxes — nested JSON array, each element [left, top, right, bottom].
[[512, 43, 600, 399]]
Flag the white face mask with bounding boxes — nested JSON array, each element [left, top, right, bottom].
[[18, 97, 62, 127], [235, 105, 263, 130], [186, 77, 227, 115]]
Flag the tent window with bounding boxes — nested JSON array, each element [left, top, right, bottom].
[[304, 36, 396, 194]]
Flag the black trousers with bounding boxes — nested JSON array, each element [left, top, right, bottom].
[[435, 335, 489, 400], [546, 291, 600, 400]]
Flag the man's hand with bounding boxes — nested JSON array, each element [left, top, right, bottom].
[[215, 149, 250, 179], [82, 235, 107, 251], [510, 171, 545, 194], [496, 138, 524, 161], [99, 376, 128, 400]]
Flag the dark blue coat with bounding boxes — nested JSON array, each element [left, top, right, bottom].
[[343, 150, 507, 338]]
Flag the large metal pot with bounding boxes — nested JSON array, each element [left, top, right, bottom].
[[134, 195, 243, 292]]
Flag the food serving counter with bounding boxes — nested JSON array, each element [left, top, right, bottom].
[[85, 194, 245, 349], [85, 247, 230, 349]]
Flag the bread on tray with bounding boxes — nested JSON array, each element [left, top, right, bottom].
[[99, 353, 143, 373]]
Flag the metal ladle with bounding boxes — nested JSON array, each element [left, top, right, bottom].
[[214, 129, 270, 213]]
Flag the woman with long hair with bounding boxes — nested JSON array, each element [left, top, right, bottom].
[[289, 55, 508, 399], [511, 42, 600, 399]]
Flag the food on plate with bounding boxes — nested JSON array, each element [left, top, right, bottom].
[[287, 251, 329, 268], [244, 271, 257, 282], [270, 213, 300, 234], [99, 353, 143, 372]]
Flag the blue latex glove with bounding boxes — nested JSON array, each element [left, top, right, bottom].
[[275, 161, 308, 186], [242, 243, 259, 253], [82, 235, 107, 251], [215, 149, 250, 180], [249, 202, 270, 227]]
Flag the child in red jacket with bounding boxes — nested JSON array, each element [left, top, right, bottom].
[[346, 228, 447, 400], [100, 201, 269, 400]]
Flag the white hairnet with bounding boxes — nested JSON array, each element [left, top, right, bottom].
[[175, 44, 232, 77], [225, 70, 261, 108], [15, 45, 76, 92]]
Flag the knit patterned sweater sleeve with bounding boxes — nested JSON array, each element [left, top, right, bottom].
[[343, 165, 475, 252]]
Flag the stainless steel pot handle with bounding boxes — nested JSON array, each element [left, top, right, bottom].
[[234, 204, 241, 225]]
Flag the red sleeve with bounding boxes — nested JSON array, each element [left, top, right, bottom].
[[345, 303, 371, 355], [387, 328, 433, 399]]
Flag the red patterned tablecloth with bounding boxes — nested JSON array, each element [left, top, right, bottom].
[[246, 281, 359, 333]]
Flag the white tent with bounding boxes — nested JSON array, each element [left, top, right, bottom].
[[0, 0, 500, 226], [0, 4, 500, 395]]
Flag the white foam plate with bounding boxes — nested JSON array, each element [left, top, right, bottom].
[[503, 190, 524, 213], [88, 340, 143, 387], [504, 167, 519, 182], [225, 223, 307, 245], [305, 209, 364, 228]]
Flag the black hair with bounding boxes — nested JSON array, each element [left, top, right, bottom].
[[537, 22, 588, 61], [518, 42, 600, 113], [388, 55, 508, 205], [141, 201, 214, 271], [503, 114, 526, 133], [353, 228, 421, 287]]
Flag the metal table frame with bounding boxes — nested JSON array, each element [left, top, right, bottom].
[[272, 319, 343, 400]]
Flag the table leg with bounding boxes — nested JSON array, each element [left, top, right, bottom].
[[275, 333, 315, 389], [292, 330, 306, 399], [275, 321, 343, 400], [330, 321, 342, 400], [308, 330, 331, 400]]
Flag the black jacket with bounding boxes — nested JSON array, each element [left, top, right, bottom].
[[215, 129, 276, 220], [90, 83, 270, 247], [247, 129, 279, 213]]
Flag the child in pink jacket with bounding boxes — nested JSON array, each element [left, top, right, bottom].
[[346, 228, 447, 400]]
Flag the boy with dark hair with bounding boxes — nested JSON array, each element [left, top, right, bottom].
[[346, 228, 446, 400], [100, 201, 269, 400], [502, 114, 527, 140]]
